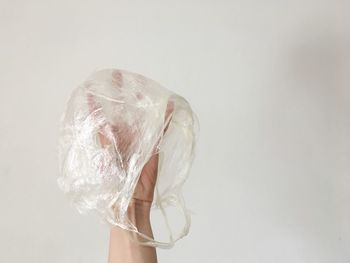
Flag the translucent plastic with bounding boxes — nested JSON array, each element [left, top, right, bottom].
[[58, 69, 198, 248]]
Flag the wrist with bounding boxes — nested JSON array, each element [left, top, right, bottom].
[[128, 198, 152, 223], [115, 198, 153, 239]]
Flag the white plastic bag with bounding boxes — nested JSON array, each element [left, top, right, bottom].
[[58, 69, 198, 248]]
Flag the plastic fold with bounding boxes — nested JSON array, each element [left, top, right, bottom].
[[58, 69, 198, 248]]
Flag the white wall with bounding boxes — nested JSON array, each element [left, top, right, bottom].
[[1, 1, 349, 262]]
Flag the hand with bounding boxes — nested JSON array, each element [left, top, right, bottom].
[[87, 71, 174, 207], [132, 101, 174, 204]]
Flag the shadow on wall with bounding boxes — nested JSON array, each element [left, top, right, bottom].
[[287, 23, 350, 105], [285, 22, 350, 256]]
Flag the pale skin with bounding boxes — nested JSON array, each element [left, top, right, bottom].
[[107, 158, 158, 263], [88, 71, 173, 262], [96, 101, 173, 263]]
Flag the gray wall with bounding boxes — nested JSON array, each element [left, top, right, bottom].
[[1, 1, 349, 262]]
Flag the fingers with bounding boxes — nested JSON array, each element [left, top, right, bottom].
[[111, 70, 123, 89], [86, 92, 110, 147], [86, 71, 175, 165], [87, 70, 125, 148]]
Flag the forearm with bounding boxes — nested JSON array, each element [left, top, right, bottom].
[[108, 199, 157, 263]]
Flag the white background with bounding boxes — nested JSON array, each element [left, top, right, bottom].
[[1, 0, 350, 262]]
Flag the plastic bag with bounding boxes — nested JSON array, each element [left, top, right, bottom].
[[58, 69, 198, 248]]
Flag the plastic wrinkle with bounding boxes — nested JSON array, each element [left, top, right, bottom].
[[58, 69, 198, 248]]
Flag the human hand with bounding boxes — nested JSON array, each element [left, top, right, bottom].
[[87, 71, 174, 209]]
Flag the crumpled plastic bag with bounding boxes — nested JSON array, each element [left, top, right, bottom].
[[58, 69, 198, 248]]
